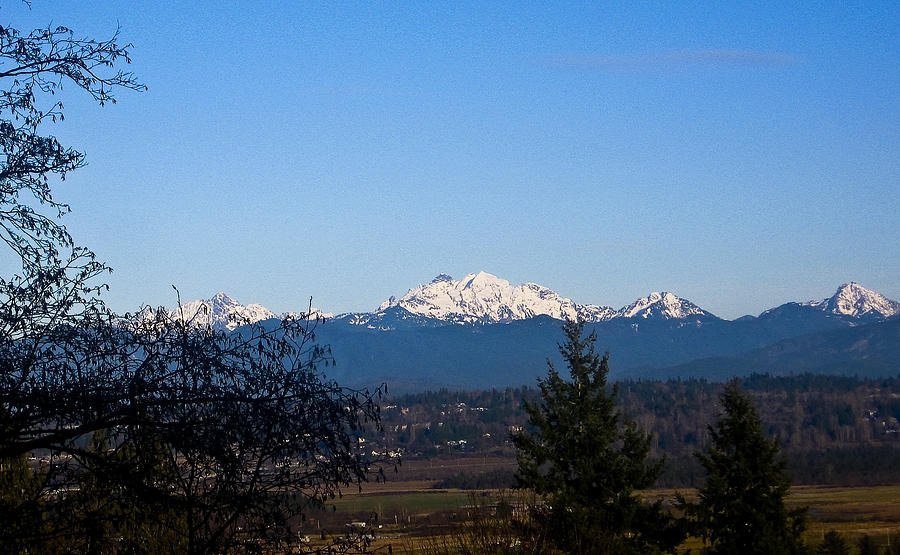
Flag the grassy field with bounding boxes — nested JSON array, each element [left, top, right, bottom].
[[307, 480, 900, 553], [296, 457, 900, 552], [792, 485, 900, 546], [333, 490, 475, 516]]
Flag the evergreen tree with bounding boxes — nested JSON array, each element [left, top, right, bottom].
[[889, 536, 900, 555], [856, 535, 880, 555], [817, 531, 850, 555], [513, 320, 683, 554], [0, 453, 50, 552], [686, 380, 808, 554]]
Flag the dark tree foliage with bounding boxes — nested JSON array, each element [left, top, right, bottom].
[[817, 531, 851, 555], [856, 535, 880, 555], [512, 320, 684, 554], [0, 18, 144, 270], [0, 12, 388, 554], [3, 303, 388, 552], [0, 13, 144, 552], [684, 381, 808, 554], [0, 450, 50, 551]]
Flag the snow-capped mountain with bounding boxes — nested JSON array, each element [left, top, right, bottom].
[[806, 282, 900, 320], [373, 271, 716, 324], [166, 279, 897, 333], [153, 279, 900, 391], [155, 293, 332, 331], [617, 291, 716, 320], [168, 292, 278, 331], [377, 271, 617, 324]]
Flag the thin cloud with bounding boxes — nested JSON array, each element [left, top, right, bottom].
[[547, 49, 800, 71]]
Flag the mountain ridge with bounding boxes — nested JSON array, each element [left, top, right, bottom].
[[164, 275, 899, 330], [153, 292, 329, 332], [809, 282, 900, 320], [143, 277, 900, 391], [373, 275, 898, 325], [377, 271, 618, 324]]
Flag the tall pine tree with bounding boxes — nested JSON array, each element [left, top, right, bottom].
[[686, 381, 808, 554], [513, 320, 683, 554]]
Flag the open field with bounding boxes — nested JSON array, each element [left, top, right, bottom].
[[369, 456, 519, 485], [792, 485, 900, 546], [303, 476, 900, 553]]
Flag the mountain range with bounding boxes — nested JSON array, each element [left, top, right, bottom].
[[162, 273, 900, 391], [168, 272, 899, 330], [375, 271, 717, 324]]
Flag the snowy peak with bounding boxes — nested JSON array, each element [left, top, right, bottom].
[[617, 291, 715, 320], [150, 280, 897, 333], [458, 270, 504, 290], [155, 293, 333, 332], [171, 292, 278, 331], [378, 272, 616, 324], [817, 282, 900, 319]]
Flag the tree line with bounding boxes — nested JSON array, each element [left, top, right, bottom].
[[508, 321, 807, 554], [380, 373, 900, 487]]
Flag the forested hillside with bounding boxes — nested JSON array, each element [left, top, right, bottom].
[[375, 374, 900, 487]]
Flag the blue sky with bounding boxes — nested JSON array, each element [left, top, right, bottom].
[[3, 2, 898, 319]]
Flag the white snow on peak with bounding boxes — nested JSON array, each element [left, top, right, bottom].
[[134, 279, 898, 330], [169, 292, 277, 331], [811, 282, 900, 319], [378, 272, 613, 324], [616, 291, 713, 320], [158, 293, 331, 332]]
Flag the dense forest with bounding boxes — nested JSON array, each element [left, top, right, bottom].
[[374, 374, 900, 488]]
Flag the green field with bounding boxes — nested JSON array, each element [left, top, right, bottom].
[[310, 483, 900, 554], [792, 485, 900, 546], [334, 490, 476, 516]]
